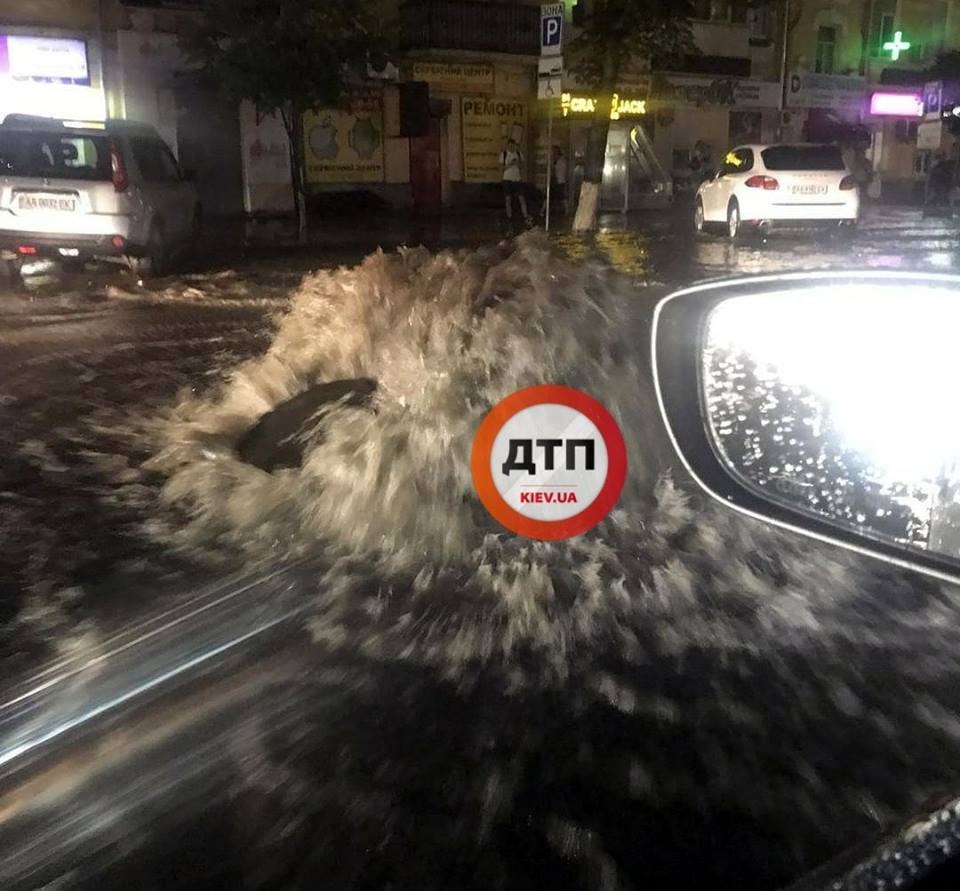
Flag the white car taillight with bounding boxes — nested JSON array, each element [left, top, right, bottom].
[[745, 175, 779, 190], [110, 141, 129, 193]]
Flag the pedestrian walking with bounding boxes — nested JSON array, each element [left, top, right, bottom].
[[500, 137, 532, 228]]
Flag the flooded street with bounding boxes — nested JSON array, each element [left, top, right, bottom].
[[5, 208, 960, 889]]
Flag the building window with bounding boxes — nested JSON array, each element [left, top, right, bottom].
[[693, 0, 734, 22], [731, 0, 748, 25], [872, 7, 896, 57], [815, 26, 837, 74]]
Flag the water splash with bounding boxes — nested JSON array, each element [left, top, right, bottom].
[[129, 235, 960, 886]]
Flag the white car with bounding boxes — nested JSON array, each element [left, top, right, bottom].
[[694, 143, 860, 239], [0, 114, 201, 276]]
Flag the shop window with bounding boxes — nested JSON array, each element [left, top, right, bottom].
[[815, 26, 837, 74]]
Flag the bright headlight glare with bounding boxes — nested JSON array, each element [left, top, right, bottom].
[[705, 283, 960, 482]]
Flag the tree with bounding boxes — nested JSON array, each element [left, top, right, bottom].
[[568, 0, 697, 231], [186, 0, 384, 239]]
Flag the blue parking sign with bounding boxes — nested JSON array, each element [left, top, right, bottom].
[[541, 4, 563, 55]]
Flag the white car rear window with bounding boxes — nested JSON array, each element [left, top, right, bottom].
[[761, 146, 845, 171], [0, 131, 111, 181]]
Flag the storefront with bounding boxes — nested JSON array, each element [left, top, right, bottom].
[[535, 90, 664, 212], [916, 82, 959, 184], [864, 87, 925, 202], [409, 59, 533, 206], [0, 31, 106, 122], [785, 72, 867, 141], [647, 73, 781, 185]]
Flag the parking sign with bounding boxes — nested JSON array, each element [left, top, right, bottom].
[[541, 3, 563, 56]]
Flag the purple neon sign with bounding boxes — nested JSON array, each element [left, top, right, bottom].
[[869, 91, 924, 117]]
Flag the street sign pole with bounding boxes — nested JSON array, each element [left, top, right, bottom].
[[540, 3, 564, 233], [546, 95, 553, 232]]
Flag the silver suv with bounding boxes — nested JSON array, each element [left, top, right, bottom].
[[0, 115, 201, 276]]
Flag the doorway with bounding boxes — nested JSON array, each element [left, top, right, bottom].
[[410, 118, 443, 212]]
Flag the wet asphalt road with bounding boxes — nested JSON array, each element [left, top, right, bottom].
[[2, 207, 959, 622], [3, 207, 960, 887]]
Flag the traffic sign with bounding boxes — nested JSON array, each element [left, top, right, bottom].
[[538, 55, 563, 99], [541, 3, 563, 56]]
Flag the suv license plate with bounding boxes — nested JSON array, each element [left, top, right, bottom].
[[791, 185, 828, 195], [18, 194, 77, 212]]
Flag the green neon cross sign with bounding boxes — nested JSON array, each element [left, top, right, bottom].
[[883, 30, 911, 61]]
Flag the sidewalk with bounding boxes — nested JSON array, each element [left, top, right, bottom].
[[202, 206, 679, 257], [200, 202, 944, 262]]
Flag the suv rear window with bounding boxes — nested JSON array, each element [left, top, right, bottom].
[[0, 131, 111, 181], [761, 145, 845, 171]]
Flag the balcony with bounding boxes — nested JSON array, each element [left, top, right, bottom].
[[400, 1, 540, 56]]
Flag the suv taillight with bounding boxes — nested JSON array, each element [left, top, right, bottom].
[[745, 175, 779, 190], [839, 175, 856, 191], [110, 141, 128, 193]]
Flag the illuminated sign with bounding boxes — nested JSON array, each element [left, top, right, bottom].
[[0, 35, 89, 85], [869, 91, 923, 117], [561, 92, 646, 120], [882, 30, 911, 61]]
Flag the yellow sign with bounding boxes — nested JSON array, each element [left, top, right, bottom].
[[303, 92, 384, 184], [560, 92, 646, 120], [461, 96, 527, 183], [412, 61, 495, 92]]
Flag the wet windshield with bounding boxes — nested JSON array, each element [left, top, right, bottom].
[[2, 7, 960, 891]]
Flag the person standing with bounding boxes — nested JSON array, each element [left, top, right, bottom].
[[549, 145, 568, 217], [500, 137, 531, 227]]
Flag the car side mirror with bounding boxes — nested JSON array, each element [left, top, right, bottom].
[[653, 272, 960, 586], [787, 792, 960, 889]]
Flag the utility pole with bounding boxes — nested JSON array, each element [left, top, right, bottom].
[[778, 0, 792, 139]]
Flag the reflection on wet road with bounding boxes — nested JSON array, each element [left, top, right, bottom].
[[554, 206, 960, 282], [4, 207, 960, 889]]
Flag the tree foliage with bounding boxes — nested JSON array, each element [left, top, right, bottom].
[[186, 0, 383, 119], [185, 0, 384, 232], [568, 0, 697, 88], [567, 0, 697, 230]]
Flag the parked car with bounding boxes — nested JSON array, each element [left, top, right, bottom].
[[0, 114, 201, 276], [693, 143, 859, 239]]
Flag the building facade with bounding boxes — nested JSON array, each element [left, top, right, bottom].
[[4, 0, 957, 213], [783, 0, 960, 201]]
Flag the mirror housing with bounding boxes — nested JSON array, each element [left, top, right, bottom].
[[653, 272, 960, 586]]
